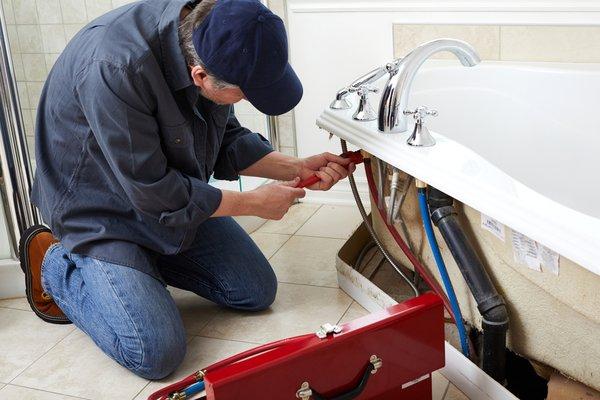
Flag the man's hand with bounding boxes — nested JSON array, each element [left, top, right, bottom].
[[298, 152, 356, 191], [211, 179, 305, 219], [246, 179, 306, 220]]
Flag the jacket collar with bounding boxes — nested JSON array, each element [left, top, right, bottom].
[[158, 0, 194, 92]]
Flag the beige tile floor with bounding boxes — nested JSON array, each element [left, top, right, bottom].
[[0, 203, 467, 400]]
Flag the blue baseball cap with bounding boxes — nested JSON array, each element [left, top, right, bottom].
[[192, 0, 303, 116]]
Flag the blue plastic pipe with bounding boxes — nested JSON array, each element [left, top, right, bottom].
[[183, 381, 205, 398], [417, 188, 470, 358]]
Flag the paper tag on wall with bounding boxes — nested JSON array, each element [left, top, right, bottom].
[[481, 213, 505, 242], [512, 231, 541, 271]]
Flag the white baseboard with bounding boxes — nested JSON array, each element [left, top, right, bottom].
[[441, 344, 518, 400], [0, 259, 24, 299]]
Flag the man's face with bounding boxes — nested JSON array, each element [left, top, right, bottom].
[[190, 65, 245, 105]]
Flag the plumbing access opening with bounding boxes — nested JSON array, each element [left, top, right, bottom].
[[336, 139, 561, 399]]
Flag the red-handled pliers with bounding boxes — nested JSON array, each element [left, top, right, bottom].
[[296, 150, 363, 188]]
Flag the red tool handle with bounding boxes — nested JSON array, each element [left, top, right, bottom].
[[297, 151, 363, 188]]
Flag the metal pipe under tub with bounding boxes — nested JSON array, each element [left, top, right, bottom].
[[346, 139, 458, 321], [427, 187, 509, 384], [339, 142, 419, 297]]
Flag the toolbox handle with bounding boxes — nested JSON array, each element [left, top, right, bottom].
[[296, 355, 382, 400]]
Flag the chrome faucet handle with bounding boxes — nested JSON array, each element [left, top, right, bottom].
[[355, 84, 378, 96], [352, 85, 379, 121], [403, 106, 438, 123], [405, 106, 437, 147]]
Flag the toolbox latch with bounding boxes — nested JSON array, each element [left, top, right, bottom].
[[315, 323, 342, 339], [296, 382, 313, 400]]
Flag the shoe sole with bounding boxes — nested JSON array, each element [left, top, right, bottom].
[[19, 224, 71, 324]]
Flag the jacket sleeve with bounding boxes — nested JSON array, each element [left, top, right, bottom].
[[75, 61, 222, 228], [212, 106, 274, 181]]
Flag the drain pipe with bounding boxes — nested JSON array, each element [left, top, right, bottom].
[[427, 187, 509, 384]]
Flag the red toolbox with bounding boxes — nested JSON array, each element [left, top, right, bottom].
[[203, 293, 445, 399]]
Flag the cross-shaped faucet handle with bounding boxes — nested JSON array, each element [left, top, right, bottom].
[[403, 106, 438, 123]]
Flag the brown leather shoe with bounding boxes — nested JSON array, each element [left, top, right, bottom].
[[19, 225, 71, 324]]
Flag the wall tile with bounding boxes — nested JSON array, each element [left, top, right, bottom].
[[280, 146, 295, 157], [16, 24, 42, 52], [26, 81, 43, 109], [501, 26, 600, 63], [251, 116, 268, 134], [30, 108, 37, 131], [26, 135, 35, 157], [6, 24, 19, 54], [17, 81, 29, 108], [21, 107, 32, 134], [63, 23, 83, 41], [36, 0, 62, 24], [268, 0, 286, 20], [393, 24, 500, 60], [111, 0, 133, 8], [278, 114, 295, 147], [85, 0, 111, 21], [21, 53, 47, 81], [2, 0, 16, 25], [234, 99, 258, 115], [13, 0, 38, 24], [40, 24, 67, 53], [44, 52, 60, 70], [12, 53, 25, 80], [60, 0, 86, 23]]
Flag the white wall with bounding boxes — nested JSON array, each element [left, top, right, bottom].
[[286, 0, 600, 203]]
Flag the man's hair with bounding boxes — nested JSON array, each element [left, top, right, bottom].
[[179, 0, 238, 89]]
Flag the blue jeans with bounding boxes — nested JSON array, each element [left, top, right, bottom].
[[41, 217, 277, 379]]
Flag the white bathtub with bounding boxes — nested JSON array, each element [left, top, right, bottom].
[[317, 61, 600, 277]]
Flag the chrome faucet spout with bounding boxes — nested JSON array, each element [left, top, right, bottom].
[[378, 39, 481, 133]]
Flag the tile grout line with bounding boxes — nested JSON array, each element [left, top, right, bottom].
[[130, 381, 152, 400], [292, 232, 353, 240], [191, 334, 262, 346], [190, 309, 221, 337], [277, 281, 345, 291], [0, 304, 31, 312], [265, 233, 295, 262], [256, 203, 322, 236], [336, 301, 354, 325], [441, 380, 450, 400], [261, 204, 323, 260], [6, 382, 90, 399], [288, 203, 323, 236], [275, 278, 339, 290], [7, 325, 77, 385], [267, 235, 351, 264]]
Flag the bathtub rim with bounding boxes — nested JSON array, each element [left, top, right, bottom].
[[316, 107, 600, 278]]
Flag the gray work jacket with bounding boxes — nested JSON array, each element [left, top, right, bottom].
[[31, 0, 273, 279]]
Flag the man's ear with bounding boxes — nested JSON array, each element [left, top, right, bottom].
[[190, 65, 208, 88]]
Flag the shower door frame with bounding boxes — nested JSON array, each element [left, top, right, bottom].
[[0, 2, 41, 262]]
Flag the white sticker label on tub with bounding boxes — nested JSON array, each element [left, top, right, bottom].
[[511, 231, 560, 275], [481, 214, 505, 241], [512, 231, 542, 271], [539, 245, 560, 275]]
